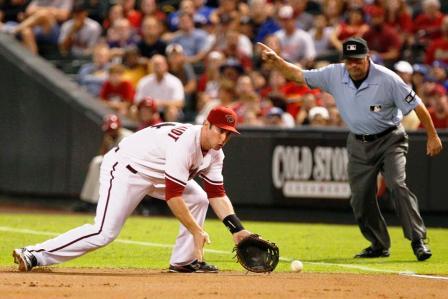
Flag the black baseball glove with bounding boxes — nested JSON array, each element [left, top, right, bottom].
[[233, 234, 279, 273]]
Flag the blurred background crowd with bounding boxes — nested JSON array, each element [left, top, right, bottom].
[[1, 0, 447, 131]]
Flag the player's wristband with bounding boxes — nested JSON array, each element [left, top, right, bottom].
[[223, 214, 244, 234]]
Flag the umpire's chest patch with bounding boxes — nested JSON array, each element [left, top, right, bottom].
[[370, 105, 382, 112]]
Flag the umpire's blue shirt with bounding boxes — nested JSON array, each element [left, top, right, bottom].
[[303, 60, 422, 135]]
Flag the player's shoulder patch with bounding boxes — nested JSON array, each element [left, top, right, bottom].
[[403, 90, 416, 104]]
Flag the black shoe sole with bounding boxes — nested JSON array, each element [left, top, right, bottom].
[[416, 253, 432, 261]]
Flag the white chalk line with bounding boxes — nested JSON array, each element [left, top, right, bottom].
[[1, 226, 447, 281]]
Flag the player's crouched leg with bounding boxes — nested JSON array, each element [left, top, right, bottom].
[[168, 181, 218, 272]]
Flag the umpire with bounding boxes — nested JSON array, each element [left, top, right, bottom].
[[258, 37, 443, 261]]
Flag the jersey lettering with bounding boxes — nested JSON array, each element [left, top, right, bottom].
[[151, 122, 176, 129], [168, 126, 188, 142]]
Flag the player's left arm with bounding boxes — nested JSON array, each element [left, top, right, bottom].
[[208, 195, 251, 244], [201, 152, 251, 244], [414, 103, 443, 156]]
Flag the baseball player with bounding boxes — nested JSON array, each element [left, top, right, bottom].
[[13, 106, 251, 272], [258, 37, 443, 261]]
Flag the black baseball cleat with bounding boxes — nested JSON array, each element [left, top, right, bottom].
[[411, 239, 432, 261], [12, 248, 38, 272], [169, 260, 218, 273], [354, 246, 390, 258]]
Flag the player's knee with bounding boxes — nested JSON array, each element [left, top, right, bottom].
[[98, 230, 119, 246], [197, 190, 209, 208]]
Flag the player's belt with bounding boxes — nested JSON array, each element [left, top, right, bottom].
[[354, 126, 398, 143]]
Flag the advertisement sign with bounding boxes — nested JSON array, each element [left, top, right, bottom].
[[271, 139, 351, 201]]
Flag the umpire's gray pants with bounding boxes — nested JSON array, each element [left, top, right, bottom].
[[347, 126, 426, 250]]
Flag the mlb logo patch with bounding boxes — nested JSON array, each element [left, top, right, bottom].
[[347, 44, 357, 51]]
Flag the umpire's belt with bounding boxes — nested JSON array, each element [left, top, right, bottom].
[[354, 126, 397, 142]]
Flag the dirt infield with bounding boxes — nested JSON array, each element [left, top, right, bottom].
[[1, 267, 447, 299]]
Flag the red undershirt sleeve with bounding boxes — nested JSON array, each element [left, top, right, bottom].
[[202, 180, 226, 198], [165, 177, 185, 200]]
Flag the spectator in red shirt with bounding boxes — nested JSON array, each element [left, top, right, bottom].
[[100, 63, 135, 115], [425, 16, 448, 65], [383, 0, 413, 37], [118, 0, 141, 29], [413, 0, 444, 45], [103, 4, 124, 32], [427, 85, 448, 128], [330, 7, 369, 52], [363, 6, 402, 66]]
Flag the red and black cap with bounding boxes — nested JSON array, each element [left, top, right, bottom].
[[207, 106, 240, 134], [138, 96, 157, 111]]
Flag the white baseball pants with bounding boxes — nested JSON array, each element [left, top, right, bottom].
[[26, 148, 209, 267]]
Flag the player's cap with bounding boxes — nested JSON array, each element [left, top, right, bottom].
[[342, 37, 369, 59], [138, 96, 157, 111], [207, 106, 240, 134], [394, 61, 413, 74], [102, 114, 121, 131]]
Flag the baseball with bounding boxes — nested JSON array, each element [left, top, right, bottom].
[[290, 260, 303, 272]]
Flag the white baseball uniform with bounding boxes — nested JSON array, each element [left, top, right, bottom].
[[26, 123, 226, 266]]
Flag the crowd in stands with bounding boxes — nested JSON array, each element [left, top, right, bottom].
[[1, 0, 448, 130]]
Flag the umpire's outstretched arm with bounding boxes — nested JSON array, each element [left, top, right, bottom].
[[257, 42, 306, 85]]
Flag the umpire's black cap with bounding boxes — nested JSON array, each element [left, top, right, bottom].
[[342, 37, 369, 59]]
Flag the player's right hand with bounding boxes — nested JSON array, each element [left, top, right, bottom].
[[193, 230, 211, 262]]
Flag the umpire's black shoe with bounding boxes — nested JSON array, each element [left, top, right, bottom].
[[354, 246, 390, 258], [411, 239, 432, 261], [169, 260, 218, 273]]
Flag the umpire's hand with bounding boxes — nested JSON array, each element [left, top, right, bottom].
[[257, 42, 280, 65], [427, 134, 443, 156]]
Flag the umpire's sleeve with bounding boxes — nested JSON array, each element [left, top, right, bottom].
[[389, 72, 422, 115], [302, 64, 337, 92]]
